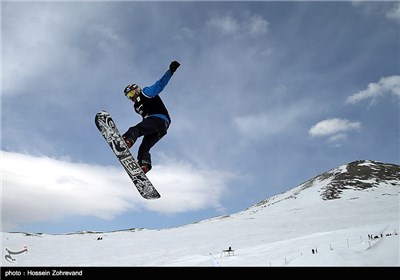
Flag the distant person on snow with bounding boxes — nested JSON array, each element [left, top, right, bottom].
[[122, 61, 180, 174]]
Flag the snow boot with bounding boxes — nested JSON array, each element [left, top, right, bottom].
[[123, 136, 134, 149], [138, 160, 152, 174], [141, 165, 150, 174]]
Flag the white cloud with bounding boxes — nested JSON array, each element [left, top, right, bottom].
[[327, 133, 347, 143], [309, 118, 361, 137], [206, 12, 269, 38], [346, 75, 400, 105], [2, 3, 129, 96], [233, 102, 314, 141], [1, 151, 234, 231], [326, 133, 348, 148], [309, 118, 361, 145], [148, 161, 233, 214], [245, 14, 270, 37], [207, 15, 239, 36], [352, 1, 400, 23], [386, 2, 400, 22]]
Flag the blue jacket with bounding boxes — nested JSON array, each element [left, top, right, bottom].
[[134, 70, 173, 124]]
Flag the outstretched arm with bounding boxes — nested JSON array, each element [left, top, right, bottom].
[[142, 61, 180, 98]]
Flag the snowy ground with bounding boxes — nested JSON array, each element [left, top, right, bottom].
[[2, 180, 398, 267]]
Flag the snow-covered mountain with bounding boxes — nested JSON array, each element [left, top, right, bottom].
[[2, 160, 399, 266]]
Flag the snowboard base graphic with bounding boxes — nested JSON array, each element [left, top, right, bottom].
[[95, 110, 160, 200]]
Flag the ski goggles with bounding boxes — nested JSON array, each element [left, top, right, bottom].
[[125, 89, 138, 99], [124, 84, 141, 99]]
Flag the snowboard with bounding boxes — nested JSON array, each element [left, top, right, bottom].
[[95, 110, 161, 200]]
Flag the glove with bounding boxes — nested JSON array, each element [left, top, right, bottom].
[[169, 61, 180, 74]]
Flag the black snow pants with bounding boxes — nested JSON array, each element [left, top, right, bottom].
[[123, 116, 168, 171]]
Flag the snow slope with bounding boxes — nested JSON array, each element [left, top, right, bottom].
[[2, 160, 399, 266]]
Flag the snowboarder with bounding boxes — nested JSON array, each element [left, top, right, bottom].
[[122, 61, 180, 174]]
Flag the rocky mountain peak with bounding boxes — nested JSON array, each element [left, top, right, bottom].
[[302, 160, 400, 200]]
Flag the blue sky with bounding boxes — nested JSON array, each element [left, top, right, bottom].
[[2, 1, 399, 234]]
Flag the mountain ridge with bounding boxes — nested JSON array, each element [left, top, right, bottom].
[[250, 159, 399, 211]]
